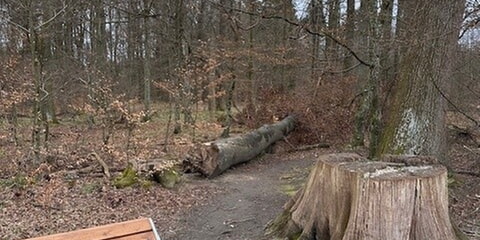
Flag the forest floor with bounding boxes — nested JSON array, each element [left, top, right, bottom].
[[169, 146, 328, 240], [167, 142, 480, 240], [0, 110, 479, 240]]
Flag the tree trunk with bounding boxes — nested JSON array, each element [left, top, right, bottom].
[[343, 0, 355, 70], [352, 0, 380, 149], [143, 8, 152, 116], [183, 116, 296, 178], [29, 0, 43, 164], [310, 0, 323, 83], [266, 153, 464, 240], [127, 1, 140, 99], [220, 80, 235, 138], [247, 0, 255, 107], [172, 0, 186, 134], [376, 0, 465, 161], [325, 0, 339, 60]]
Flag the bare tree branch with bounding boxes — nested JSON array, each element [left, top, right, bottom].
[[431, 79, 479, 127], [0, 15, 29, 33], [207, 1, 374, 68], [35, 3, 68, 31]]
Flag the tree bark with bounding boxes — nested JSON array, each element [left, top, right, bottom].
[[29, 0, 44, 164], [310, 0, 323, 83], [266, 153, 463, 240], [377, 0, 465, 161], [143, 3, 152, 115], [325, 0, 339, 60], [352, 0, 380, 149], [343, 0, 355, 70], [183, 116, 296, 178]]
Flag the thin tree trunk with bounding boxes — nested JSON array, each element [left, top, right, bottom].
[[310, 0, 324, 83], [344, 0, 355, 70], [172, 0, 186, 134], [247, 0, 255, 107], [127, 2, 139, 99], [220, 80, 235, 138], [325, 0, 339, 61], [10, 103, 19, 146], [29, 1, 43, 164], [143, 10, 152, 116], [352, 0, 380, 148]]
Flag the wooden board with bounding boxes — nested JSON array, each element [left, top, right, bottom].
[[26, 218, 161, 240]]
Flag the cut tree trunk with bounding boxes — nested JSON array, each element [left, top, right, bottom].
[[266, 153, 465, 240], [183, 116, 296, 178]]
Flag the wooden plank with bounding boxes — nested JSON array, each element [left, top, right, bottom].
[[26, 218, 153, 240], [112, 231, 157, 240]]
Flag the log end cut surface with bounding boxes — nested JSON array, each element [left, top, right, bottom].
[[266, 153, 461, 240]]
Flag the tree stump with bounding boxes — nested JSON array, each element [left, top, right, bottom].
[[266, 153, 464, 240]]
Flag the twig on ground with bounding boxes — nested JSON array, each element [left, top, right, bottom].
[[223, 217, 255, 225], [90, 152, 110, 178], [287, 143, 330, 153], [454, 171, 480, 178], [463, 145, 480, 157], [283, 136, 295, 150]]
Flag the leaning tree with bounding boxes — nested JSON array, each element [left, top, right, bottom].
[[266, 0, 467, 239]]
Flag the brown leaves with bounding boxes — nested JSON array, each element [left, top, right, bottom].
[[239, 76, 356, 146], [0, 55, 33, 113]]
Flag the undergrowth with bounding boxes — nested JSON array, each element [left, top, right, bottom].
[[238, 76, 356, 146]]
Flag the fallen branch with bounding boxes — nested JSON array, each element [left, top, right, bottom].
[[288, 143, 330, 153], [90, 152, 111, 178], [455, 171, 480, 178]]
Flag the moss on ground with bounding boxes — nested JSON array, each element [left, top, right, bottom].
[[156, 167, 181, 189], [113, 165, 138, 188], [265, 210, 302, 240], [280, 184, 298, 197], [81, 182, 101, 194], [0, 174, 29, 189]]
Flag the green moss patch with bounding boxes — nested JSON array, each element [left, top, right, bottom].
[[0, 174, 29, 189], [113, 165, 138, 189], [154, 167, 182, 189]]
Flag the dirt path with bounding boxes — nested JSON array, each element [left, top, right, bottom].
[[165, 149, 328, 240]]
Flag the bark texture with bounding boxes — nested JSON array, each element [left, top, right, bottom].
[[183, 116, 295, 178], [377, 0, 465, 160], [266, 153, 461, 240]]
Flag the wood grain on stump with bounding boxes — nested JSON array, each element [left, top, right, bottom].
[[266, 153, 462, 240]]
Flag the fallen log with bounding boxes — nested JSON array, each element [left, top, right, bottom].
[[183, 115, 296, 178], [266, 153, 467, 240]]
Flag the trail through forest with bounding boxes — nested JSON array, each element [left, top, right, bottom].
[[167, 148, 328, 240]]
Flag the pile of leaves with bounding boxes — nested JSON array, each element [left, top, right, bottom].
[[239, 76, 356, 146]]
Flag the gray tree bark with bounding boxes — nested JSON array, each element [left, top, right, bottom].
[[183, 116, 296, 178], [377, 0, 465, 161], [143, 1, 152, 115]]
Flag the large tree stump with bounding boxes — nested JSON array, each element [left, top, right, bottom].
[[266, 153, 464, 240], [183, 116, 295, 178]]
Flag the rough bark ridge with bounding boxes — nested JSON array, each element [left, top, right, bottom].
[[266, 153, 461, 240], [183, 116, 295, 178], [377, 0, 465, 160]]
